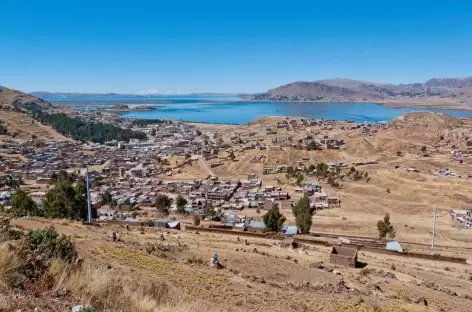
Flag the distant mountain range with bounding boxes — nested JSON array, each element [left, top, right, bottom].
[[30, 91, 251, 99], [253, 77, 472, 107]]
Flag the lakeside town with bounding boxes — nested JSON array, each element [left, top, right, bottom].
[[2, 88, 472, 312]]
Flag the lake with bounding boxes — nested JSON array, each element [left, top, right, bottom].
[[47, 96, 472, 124]]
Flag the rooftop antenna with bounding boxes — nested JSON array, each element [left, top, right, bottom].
[[85, 167, 92, 222]]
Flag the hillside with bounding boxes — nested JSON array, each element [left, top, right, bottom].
[[0, 86, 51, 110], [0, 86, 65, 141], [0, 86, 146, 143], [254, 77, 472, 108]]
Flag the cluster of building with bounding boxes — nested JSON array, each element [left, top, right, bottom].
[[450, 209, 472, 228]]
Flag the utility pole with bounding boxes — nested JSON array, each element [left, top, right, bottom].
[[85, 167, 92, 223], [431, 208, 438, 248]]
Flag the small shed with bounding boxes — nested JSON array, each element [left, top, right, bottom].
[[284, 226, 298, 236], [330, 246, 358, 268], [386, 240, 403, 252], [248, 220, 265, 230], [154, 220, 168, 228], [167, 221, 181, 230]]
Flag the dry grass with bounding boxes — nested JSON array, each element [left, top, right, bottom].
[[0, 243, 22, 288], [49, 259, 223, 312]]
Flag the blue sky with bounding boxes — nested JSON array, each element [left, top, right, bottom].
[[1, 0, 472, 94]]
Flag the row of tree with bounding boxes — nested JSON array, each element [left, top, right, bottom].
[[0, 175, 24, 189], [262, 195, 395, 238], [25, 103, 147, 143]]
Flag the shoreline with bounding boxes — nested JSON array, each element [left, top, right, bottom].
[[245, 99, 472, 110]]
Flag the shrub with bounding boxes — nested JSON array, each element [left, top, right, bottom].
[[193, 214, 201, 226], [377, 213, 395, 239], [396, 151, 402, 156], [262, 204, 286, 232], [10, 189, 40, 217], [292, 195, 313, 234], [28, 227, 77, 263]]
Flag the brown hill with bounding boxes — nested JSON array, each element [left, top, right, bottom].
[[0, 86, 65, 141], [0, 86, 51, 110], [391, 112, 463, 128], [254, 77, 472, 107]]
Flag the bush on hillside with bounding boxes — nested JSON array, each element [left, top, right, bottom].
[[28, 227, 77, 263]]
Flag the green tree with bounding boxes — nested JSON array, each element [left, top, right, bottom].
[[287, 166, 294, 176], [296, 174, 304, 186], [204, 203, 216, 217], [24, 105, 147, 144], [262, 204, 286, 232], [176, 195, 188, 214], [316, 163, 329, 178], [292, 195, 313, 234], [377, 213, 396, 239], [10, 189, 39, 217], [155, 194, 172, 216], [307, 164, 315, 173], [43, 179, 89, 220], [101, 191, 113, 205]]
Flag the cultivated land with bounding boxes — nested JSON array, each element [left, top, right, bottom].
[[4, 217, 472, 312]]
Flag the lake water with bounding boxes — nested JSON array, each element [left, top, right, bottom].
[[47, 96, 472, 124]]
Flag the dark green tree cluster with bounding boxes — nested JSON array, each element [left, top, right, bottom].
[[262, 204, 286, 232], [131, 119, 169, 127], [43, 178, 91, 220], [0, 175, 24, 189], [377, 213, 396, 239], [10, 189, 40, 217], [50, 170, 78, 183], [26, 106, 146, 143], [292, 195, 313, 234]]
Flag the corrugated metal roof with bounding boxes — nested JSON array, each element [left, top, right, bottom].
[[285, 226, 298, 235], [167, 221, 180, 228], [248, 220, 265, 229], [386, 240, 403, 252]]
